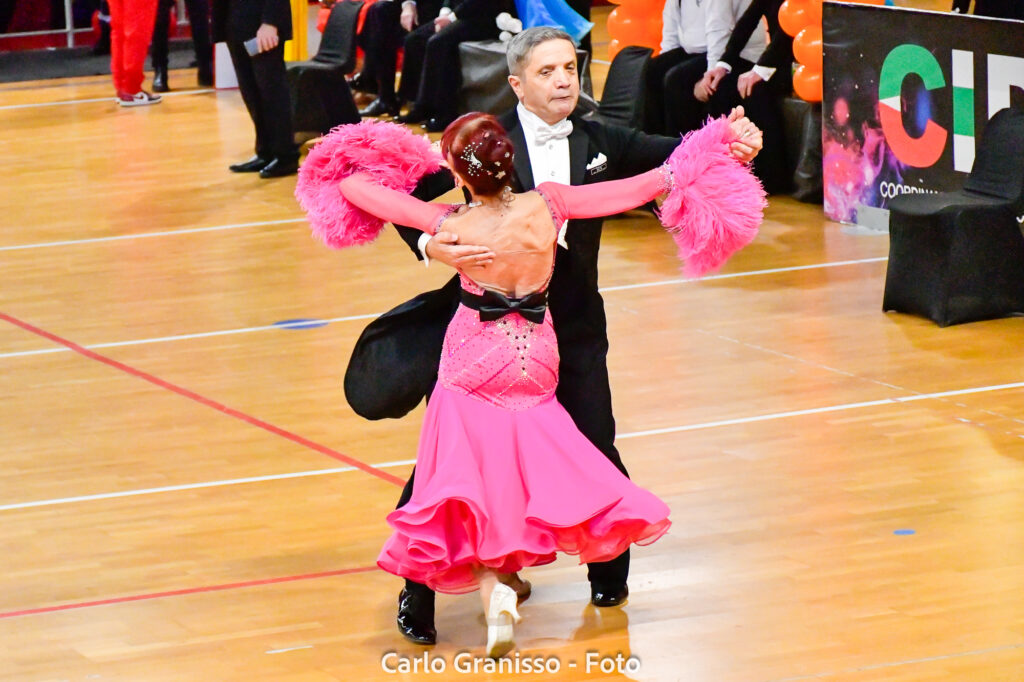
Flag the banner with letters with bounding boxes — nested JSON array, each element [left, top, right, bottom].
[[822, 3, 1024, 225]]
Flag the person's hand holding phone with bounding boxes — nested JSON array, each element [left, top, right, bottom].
[[255, 22, 279, 53]]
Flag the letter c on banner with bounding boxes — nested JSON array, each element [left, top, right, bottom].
[[877, 44, 948, 168]]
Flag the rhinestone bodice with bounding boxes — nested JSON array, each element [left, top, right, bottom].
[[437, 275, 559, 411]]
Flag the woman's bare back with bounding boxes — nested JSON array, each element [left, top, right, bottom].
[[441, 191, 558, 298]]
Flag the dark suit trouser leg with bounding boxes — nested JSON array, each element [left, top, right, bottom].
[[416, 19, 500, 123], [361, 0, 403, 101], [185, 0, 212, 73], [644, 48, 695, 135], [663, 55, 710, 136], [398, 21, 433, 106], [227, 41, 296, 160], [151, 0, 172, 70], [709, 64, 792, 194]]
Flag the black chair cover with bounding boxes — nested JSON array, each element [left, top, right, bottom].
[[286, 1, 363, 135], [595, 46, 652, 129], [883, 107, 1024, 326]]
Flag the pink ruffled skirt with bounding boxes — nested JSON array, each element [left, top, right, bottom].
[[377, 385, 671, 594]]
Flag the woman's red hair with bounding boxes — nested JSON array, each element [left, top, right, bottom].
[[440, 113, 515, 196]]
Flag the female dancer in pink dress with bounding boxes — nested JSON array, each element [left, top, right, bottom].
[[296, 111, 765, 657]]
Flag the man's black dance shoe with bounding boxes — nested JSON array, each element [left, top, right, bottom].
[[397, 587, 437, 645], [590, 583, 628, 607]]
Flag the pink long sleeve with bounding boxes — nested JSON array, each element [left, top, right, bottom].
[[535, 167, 669, 223], [338, 173, 452, 235]]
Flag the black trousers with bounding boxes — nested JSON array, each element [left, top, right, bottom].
[[359, 0, 404, 102], [645, 47, 707, 136], [708, 58, 793, 195], [399, 17, 500, 122], [152, 0, 212, 74], [226, 40, 297, 160]]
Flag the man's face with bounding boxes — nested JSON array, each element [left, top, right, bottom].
[[508, 39, 580, 126]]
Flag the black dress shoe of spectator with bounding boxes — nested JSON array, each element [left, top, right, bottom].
[[397, 587, 437, 645], [424, 116, 454, 133], [590, 583, 629, 607], [396, 107, 429, 125], [349, 72, 377, 94], [153, 67, 169, 93], [359, 98, 401, 118], [197, 65, 214, 87], [229, 155, 271, 173], [259, 157, 299, 178]]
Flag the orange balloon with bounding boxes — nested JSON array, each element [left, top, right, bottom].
[[606, 7, 648, 46], [608, 38, 622, 61], [793, 25, 823, 71], [778, 0, 813, 38], [644, 13, 664, 52], [805, 0, 823, 23], [793, 64, 823, 102]]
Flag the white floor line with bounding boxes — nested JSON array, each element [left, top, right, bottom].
[[0, 312, 380, 359], [0, 88, 213, 111], [0, 458, 417, 512], [600, 257, 888, 292], [0, 257, 886, 360], [0, 217, 305, 252], [616, 381, 1024, 440], [5, 380, 1024, 512]]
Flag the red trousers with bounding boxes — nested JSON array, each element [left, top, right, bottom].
[[108, 0, 158, 94]]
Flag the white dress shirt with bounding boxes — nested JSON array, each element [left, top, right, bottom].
[[661, 0, 708, 54], [705, 0, 767, 71], [517, 104, 571, 248]]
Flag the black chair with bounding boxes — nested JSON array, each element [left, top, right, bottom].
[[883, 107, 1024, 326], [593, 46, 652, 128], [287, 1, 363, 136]]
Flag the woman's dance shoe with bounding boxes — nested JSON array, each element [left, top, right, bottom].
[[485, 583, 521, 659]]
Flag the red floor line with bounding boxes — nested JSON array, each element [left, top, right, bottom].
[[0, 565, 380, 620], [0, 311, 405, 487]]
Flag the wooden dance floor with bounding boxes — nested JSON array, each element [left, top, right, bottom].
[[4, 9, 1024, 681]]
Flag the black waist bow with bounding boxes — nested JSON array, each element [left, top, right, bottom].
[[460, 289, 548, 324]]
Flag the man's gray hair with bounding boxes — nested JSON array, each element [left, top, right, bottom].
[[506, 27, 575, 77]]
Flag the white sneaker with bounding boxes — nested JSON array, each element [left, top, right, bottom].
[[485, 583, 521, 659], [117, 90, 162, 107]]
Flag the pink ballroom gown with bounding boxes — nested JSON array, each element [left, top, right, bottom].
[[339, 169, 673, 594]]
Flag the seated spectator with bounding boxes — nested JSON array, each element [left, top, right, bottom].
[[395, 0, 514, 132], [644, 0, 707, 136], [701, 0, 791, 194], [356, 0, 446, 117], [664, 0, 765, 138]]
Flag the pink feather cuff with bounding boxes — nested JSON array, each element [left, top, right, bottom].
[[657, 117, 767, 278], [294, 120, 444, 249]]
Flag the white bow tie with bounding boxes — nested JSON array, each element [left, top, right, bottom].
[[534, 119, 573, 145]]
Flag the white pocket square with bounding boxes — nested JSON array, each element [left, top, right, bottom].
[[586, 153, 608, 170]]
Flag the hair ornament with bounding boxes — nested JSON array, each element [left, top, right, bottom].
[[460, 142, 484, 176]]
